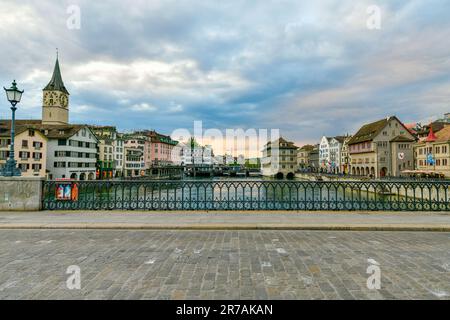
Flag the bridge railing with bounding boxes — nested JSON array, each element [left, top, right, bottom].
[[42, 179, 450, 211]]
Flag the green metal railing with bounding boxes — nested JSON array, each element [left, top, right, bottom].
[[42, 180, 450, 211]]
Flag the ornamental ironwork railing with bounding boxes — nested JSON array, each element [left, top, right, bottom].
[[42, 179, 450, 211]]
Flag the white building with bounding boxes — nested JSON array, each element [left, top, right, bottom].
[[319, 136, 346, 173], [319, 136, 331, 172], [177, 141, 213, 166], [46, 126, 98, 180], [225, 154, 235, 165], [114, 134, 125, 177], [213, 155, 225, 165], [237, 154, 245, 165]]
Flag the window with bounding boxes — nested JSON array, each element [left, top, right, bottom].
[[58, 139, 66, 146], [33, 152, 42, 160], [0, 139, 8, 147], [28, 130, 35, 137], [19, 163, 29, 172], [54, 162, 66, 168], [19, 151, 30, 160], [22, 140, 28, 148]]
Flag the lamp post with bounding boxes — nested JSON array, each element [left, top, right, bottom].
[[1, 80, 24, 177]]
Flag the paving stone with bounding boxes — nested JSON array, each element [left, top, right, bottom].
[[0, 230, 448, 300]]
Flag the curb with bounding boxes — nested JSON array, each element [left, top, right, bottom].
[[0, 224, 449, 232]]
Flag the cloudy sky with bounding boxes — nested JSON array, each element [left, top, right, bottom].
[[1, 0, 449, 150]]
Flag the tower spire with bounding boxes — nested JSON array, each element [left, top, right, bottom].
[[43, 51, 69, 95]]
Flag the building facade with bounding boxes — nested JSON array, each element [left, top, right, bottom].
[[348, 116, 416, 178], [413, 125, 450, 177], [340, 136, 352, 174], [91, 126, 115, 179], [261, 137, 298, 179], [0, 123, 48, 177], [319, 136, 346, 173], [149, 131, 179, 166], [45, 126, 98, 180], [124, 137, 146, 177], [319, 136, 331, 172], [297, 145, 314, 170], [114, 133, 125, 177], [308, 145, 320, 172], [176, 139, 213, 166]]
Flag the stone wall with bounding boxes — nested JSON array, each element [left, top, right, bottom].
[[0, 177, 44, 211]]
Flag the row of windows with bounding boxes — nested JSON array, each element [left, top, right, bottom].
[[350, 142, 372, 151], [18, 163, 42, 171], [54, 162, 96, 168], [18, 152, 43, 160], [397, 144, 410, 150], [58, 139, 97, 149], [280, 157, 296, 162], [417, 146, 448, 155], [21, 141, 43, 149], [54, 151, 96, 159], [418, 159, 449, 166]]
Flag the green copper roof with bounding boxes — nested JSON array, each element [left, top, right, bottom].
[[43, 58, 69, 95]]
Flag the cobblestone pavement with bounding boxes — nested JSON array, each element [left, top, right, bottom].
[[0, 230, 449, 300]]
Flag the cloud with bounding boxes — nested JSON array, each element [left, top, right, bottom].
[[0, 0, 449, 146], [130, 103, 158, 112]]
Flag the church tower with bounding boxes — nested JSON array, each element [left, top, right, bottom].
[[42, 54, 70, 125]]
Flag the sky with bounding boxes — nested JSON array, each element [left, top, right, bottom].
[[0, 0, 450, 154]]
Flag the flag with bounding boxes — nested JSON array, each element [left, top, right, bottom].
[[427, 153, 435, 165]]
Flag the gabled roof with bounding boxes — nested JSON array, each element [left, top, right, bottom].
[[43, 58, 69, 95], [0, 120, 97, 141], [348, 118, 389, 145], [333, 136, 347, 143], [390, 135, 415, 143], [299, 144, 315, 151], [265, 137, 298, 149]]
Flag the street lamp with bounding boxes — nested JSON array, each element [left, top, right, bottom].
[[1, 80, 24, 177]]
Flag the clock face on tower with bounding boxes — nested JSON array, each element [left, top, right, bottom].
[[43, 91, 50, 105], [59, 94, 68, 108], [44, 91, 67, 107]]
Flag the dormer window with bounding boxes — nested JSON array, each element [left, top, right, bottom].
[[59, 130, 65, 135]]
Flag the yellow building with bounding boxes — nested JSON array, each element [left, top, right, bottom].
[[348, 116, 416, 178], [414, 125, 450, 178], [0, 123, 48, 177]]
